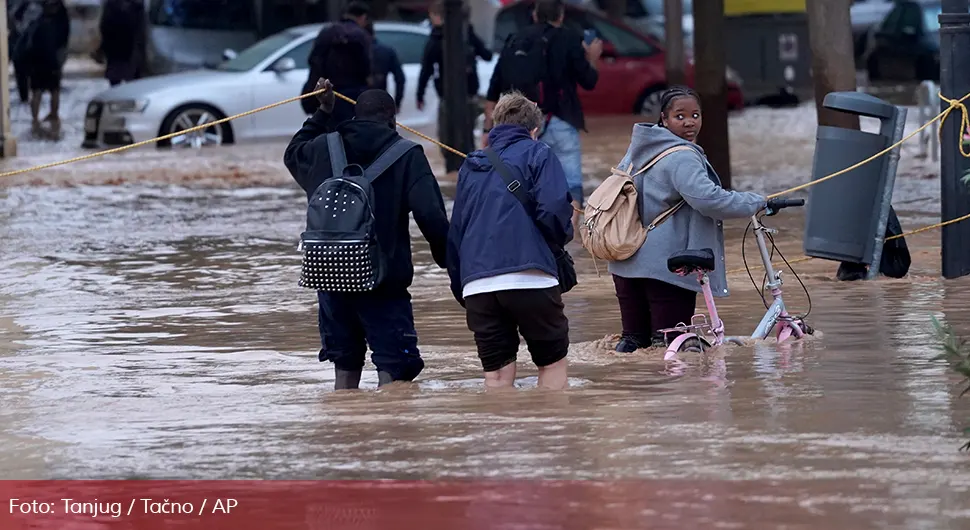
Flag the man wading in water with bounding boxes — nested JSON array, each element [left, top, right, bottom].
[[284, 79, 450, 389]]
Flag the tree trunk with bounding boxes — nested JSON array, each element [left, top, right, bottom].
[[663, 0, 686, 86], [601, 0, 626, 20], [806, 0, 859, 130], [692, 0, 731, 188]]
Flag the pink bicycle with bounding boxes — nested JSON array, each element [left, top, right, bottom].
[[660, 198, 814, 360]]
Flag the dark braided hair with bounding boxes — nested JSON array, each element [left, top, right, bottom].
[[656, 86, 700, 127]]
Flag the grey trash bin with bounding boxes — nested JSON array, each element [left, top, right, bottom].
[[803, 92, 906, 266]]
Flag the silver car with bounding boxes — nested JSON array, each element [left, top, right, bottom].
[[82, 21, 497, 149]]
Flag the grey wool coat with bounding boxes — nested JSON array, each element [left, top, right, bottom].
[[608, 124, 766, 297]]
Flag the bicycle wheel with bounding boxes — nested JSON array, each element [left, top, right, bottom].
[[677, 337, 710, 353]]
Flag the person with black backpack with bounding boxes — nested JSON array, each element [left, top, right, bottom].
[[484, 0, 601, 234], [416, 0, 493, 176], [300, 2, 372, 123], [284, 78, 450, 390]]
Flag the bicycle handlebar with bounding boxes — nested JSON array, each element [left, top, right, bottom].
[[768, 198, 805, 209]]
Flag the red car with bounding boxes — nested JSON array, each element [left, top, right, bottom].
[[492, 0, 744, 117]]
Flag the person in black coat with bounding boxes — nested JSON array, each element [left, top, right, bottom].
[[99, 0, 146, 86], [284, 78, 450, 390], [26, 0, 68, 138], [416, 0, 493, 175], [364, 21, 404, 112], [299, 2, 372, 122]]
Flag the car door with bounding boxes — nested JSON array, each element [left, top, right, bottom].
[[567, 10, 661, 115], [372, 28, 431, 129], [249, 36, 314, 140]]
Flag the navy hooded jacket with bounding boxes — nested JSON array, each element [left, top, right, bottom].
[[446, 125, 574, 305]]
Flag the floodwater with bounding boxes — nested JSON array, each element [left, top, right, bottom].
[[1, 179, 969, 528], [2, 93, 970, 527]]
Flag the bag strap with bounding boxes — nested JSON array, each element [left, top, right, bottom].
[[484, 147, 531, 211], [326, 132, 348, 178], [363, 138, 418, 182], [631, 145, 694, 177], [484, 147, 566, 255], [626, 145, 695, 232]]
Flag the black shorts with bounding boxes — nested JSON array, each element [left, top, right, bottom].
[[464, 286, 569, 372]]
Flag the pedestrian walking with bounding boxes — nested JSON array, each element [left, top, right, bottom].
[[447, 91, 575, 390], [416, 0, 493, 177], [606, 87, 768, 352], [9, 0, 42, 104], [284, 78, 450, 390], [300, 2, 372, 124], [365, 21, 404, 112], [24, 0, 68, 139], [99, 0, 146, 86], [484, 0, 601, 234]]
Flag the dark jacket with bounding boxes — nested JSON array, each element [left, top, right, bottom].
[[304, 19, 371, 92], [416, 24, 492, 105], [23, 0, 68, 68], [284, 109, 450, 293], [371, 39, 405, 109], [446, 125, 574, 304], [99, 0, 144, 61], [487, 23, 598, 132]]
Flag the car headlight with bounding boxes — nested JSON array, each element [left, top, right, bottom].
[[106, 100, 149, 113]]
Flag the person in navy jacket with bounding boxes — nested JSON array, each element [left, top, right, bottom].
[[447, 91, 574, 390]]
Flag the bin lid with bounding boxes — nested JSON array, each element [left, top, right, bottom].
[[822, 92, 896, 120]]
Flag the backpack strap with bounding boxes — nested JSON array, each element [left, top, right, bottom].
[[326, 132, 348, 178], [630, 145, 696, 232], [363, 138, 419, 182]]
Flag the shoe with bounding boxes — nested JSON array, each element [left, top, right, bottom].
[[377, 371, 394, 387], [334, 368, 362, 390], [615, 334, 648, 353]]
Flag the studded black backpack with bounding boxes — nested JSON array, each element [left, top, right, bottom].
[[299, 133, 418, 292]]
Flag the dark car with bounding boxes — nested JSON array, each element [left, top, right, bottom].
[[864, 0, 946, 82]]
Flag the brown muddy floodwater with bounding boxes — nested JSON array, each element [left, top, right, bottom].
[[1, 181, 969, 529], [0, 104, 969, 528]]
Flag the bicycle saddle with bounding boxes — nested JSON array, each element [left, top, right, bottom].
[[667, 248, 716, 274]]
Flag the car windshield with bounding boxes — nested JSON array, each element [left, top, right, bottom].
[[216, 32, 295, 72], [924, 4, 942, 33]]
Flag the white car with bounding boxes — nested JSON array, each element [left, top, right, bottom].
[[82, 21, 497, 149]]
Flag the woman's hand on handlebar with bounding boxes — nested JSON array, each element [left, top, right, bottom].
[[764, 198, 805, 216]]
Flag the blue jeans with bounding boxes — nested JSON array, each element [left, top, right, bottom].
[[540, 116, 584, 206], [317, 290, 424, 382]]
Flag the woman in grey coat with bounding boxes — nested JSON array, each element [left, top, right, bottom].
[[609, 87, 767, 353]]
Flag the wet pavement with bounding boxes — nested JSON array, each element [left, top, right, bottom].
[[2, 82, 970, 528]]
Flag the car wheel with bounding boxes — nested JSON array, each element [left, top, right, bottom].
[[157, 104, 233, 149], [635, 85, 666, 122]]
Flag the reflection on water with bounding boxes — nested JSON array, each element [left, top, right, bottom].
[[1, 184, 969, 527]]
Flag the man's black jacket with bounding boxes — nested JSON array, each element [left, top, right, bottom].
[[283, 110, 450, 292], [416, 25, 492, 105], [487, 23, 598, 132]]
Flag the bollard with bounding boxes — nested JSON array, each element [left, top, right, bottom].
[[803, 92, 907, 279]]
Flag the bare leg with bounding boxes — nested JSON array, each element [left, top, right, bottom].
[[537, 358, 568, 390], [48, 90, 61, 137], [30, 91, 43, 134], [484, 362, 516, 390], [44, 90, 60, 121]]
